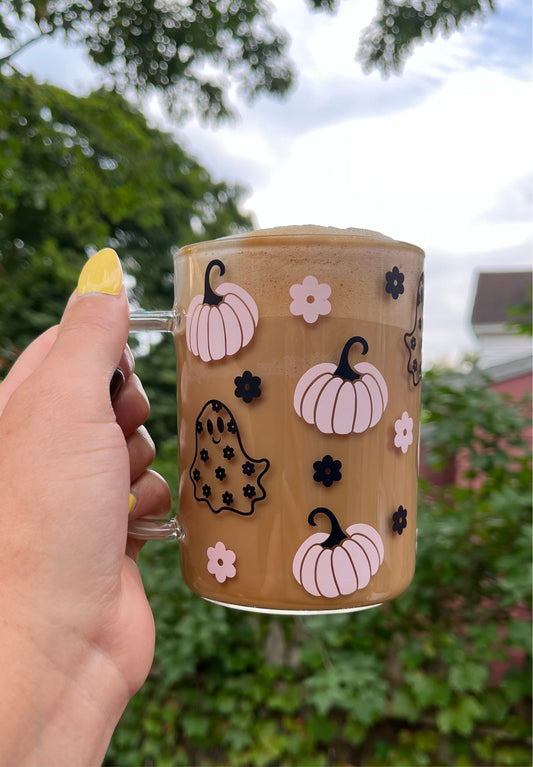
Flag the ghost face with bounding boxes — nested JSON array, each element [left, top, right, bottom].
[[206, 413, 226, 444], [190, 399, 269, 516]]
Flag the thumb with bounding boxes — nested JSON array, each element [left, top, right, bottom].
[[44, 248, 130, 410]]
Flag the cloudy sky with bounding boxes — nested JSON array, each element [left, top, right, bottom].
[[14, 0, 533, 365]]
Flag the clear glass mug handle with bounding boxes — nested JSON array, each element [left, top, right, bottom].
[[126, 309, 184, 542]]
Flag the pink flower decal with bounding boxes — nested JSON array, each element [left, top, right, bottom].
[[290, 275, 331, 324], [207, 541, 237, 583], [394, 411, 414, 454]]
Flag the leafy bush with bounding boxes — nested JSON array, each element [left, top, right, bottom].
[[105, 366, 532, 766]]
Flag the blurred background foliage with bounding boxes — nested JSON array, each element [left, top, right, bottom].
[[1, 1, 530, 765]]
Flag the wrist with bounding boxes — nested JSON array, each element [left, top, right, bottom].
[[0, 619, 129, 765]]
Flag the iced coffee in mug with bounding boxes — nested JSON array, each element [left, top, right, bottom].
[[129, 226, 425, 614]]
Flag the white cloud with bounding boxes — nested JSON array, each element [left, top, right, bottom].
[[242, 70, 532, 248]]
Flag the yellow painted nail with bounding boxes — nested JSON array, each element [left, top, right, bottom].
[[128, 493, 136, 514], [77, 248, 123, 296]]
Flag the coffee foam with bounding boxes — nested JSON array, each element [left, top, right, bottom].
[[231, 225, 394, 240], [180, 224, 423, 257]]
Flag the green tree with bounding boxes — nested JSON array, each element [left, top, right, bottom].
[[305, 0, 498, 74], [0, 0, 294, 121], [0, 0, 499, 121], [0, 73, 251, 405], [356, 0, 497, 75]]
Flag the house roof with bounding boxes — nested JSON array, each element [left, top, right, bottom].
[[471, 271, 532, 325]]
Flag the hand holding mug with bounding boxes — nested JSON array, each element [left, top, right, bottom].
[[0, 249, 170, 763]]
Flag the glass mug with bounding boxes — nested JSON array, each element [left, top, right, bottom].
[[128, 226, 425, 614]]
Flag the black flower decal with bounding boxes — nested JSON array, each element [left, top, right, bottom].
[[243, 484, 256, 499], [223, 445, 235, 461], [212, 401, 222, 412], [196, 420, 203, 434], [192, 468, 201, 482], [313, 454, 342, 487], [200, 448, 209, 463], [202, 484, 212, 498], [215, 466, 226, 480], [227, 419, 237, 434], [234, 370, 262, 403], [385, 266, 405, 300], [242, 461, 256, 476], [222, 491, 234, 506], [392, 505, 408, 535]]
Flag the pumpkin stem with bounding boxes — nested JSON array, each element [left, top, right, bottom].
[[308, 507, 348, 548], [333, 335, 369, 382], [203, 259, 226, 306]]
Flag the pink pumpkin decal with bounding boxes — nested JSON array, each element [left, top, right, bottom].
[[292, 508, 384, 598], [294, 336, 388, 435], [186, 260, 259, 362]]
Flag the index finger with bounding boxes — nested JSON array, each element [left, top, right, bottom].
[[0, 326, 59, 416]]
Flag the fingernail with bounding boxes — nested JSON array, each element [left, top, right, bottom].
[[110, 368, 125, 402], [128, 493, 136, 514], [77, 248, 123, 296]]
